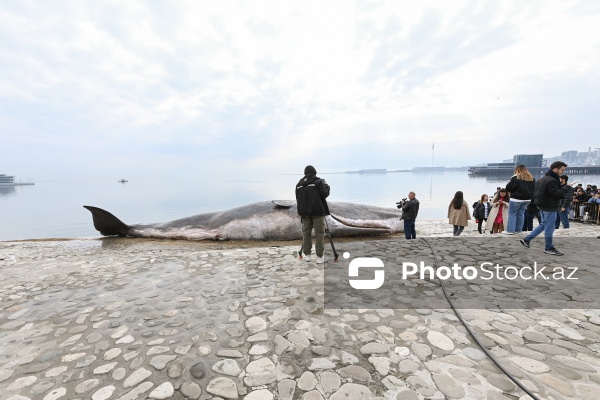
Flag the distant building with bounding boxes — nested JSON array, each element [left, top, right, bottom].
[[412, 166, 445, 171], [0, 174, 15, 185], [345, 169, 387, 174], [470, 150, 600, 176], [486, 163, 516, 168], [469, 153, 544, 177], [0, 174, 35, 186], [513, 154, 543, 168], [545, 149, 599, 166]]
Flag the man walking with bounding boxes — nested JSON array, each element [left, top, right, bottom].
[[520, 161, 567, 255], [400, 192, 419, 239], [295, 165, 330, 263]]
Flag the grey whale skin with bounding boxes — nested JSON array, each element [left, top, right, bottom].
[[83, 201, 403, 241]]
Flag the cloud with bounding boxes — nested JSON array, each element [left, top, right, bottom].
[[1, 1, 599, 178]]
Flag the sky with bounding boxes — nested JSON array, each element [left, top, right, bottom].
[[1, 0, 600, 179]]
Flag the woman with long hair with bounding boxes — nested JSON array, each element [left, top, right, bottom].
[[504, 164, 536, 234], [486, 188, 510, 233], [448, 191, 471, 236], [473, 194, 491, 234]]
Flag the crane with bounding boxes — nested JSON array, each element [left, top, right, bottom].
[[583, 147, 598, 166]]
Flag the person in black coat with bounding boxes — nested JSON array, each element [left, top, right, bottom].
[[295, 165, 330, 263], [400, 192, 419, 239], [472, 194, 491, 234], [520, 161, 567, 255], [504, 165, 536, 234], [555, 175, 574, 229], [573, 187, 590, 220]]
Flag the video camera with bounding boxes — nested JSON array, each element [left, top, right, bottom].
[[396, 198, 408, 209]]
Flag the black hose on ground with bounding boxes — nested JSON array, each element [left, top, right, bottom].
[[420, 237, 541, 400]]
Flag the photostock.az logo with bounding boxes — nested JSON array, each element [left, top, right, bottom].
[[348, 257, 385, 290]]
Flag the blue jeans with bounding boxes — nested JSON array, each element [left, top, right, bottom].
[[507, 200, 530, 233], [555, 209, 570, 229], [404, 219, 416, 239], [525, 211, 557, 249]]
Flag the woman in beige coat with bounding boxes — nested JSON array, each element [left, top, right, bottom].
[[448, 191, 471, 236], [485, 188, 510, 234]]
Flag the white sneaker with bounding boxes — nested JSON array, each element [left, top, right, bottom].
[[502, 231, 515, 235], [316, 256, 326, 264], [303, 254, 311, 261]]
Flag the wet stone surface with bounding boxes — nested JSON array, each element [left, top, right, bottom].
[[0, 234, 599, 399]]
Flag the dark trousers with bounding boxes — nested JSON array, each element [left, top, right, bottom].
[[404, 219, 416, 239], [302, 216, 324, 257], [523, 210, 541, 231], [477, 218, 487, 234], [453, 225, 464, 236]]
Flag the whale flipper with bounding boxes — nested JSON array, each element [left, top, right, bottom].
[[83, 206, 130, 236]]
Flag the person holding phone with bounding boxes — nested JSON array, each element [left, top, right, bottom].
[[486, 188, 510, 234]]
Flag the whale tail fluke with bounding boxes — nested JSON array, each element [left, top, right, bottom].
[[83, 205, 130, 236]]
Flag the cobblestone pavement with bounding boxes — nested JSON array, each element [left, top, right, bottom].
[[1, 231, 599, 400]]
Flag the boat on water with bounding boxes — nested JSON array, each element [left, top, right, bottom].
[[118, 179, 128, 183], [0, 174, 35, 186]]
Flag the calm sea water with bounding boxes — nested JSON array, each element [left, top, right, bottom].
[[2, 171, 599, 241]]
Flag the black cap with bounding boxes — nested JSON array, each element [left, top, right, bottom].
[[304, 165, 317, 175]]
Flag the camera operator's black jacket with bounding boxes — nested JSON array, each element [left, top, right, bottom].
[[533, 170, 565, 212], [401, 198, 419, 220], [295, 175, 330, 217]]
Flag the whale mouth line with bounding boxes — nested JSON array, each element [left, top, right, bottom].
[[330, 213, 393, 230], [130, 227, 223, 241]]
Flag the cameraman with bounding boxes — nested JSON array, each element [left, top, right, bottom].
[[295, 165, 330, 263], [399, 192, 419, 239]]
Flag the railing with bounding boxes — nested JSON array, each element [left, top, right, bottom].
[[569, 201, 600, 224]]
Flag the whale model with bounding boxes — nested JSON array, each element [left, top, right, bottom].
[[83, 201, 403, 241]]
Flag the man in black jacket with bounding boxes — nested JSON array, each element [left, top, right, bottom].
[[400, 192, 419, 239], [295, 165, 330, 263], [555, 175, 574, 229], [520, 161, 567, 255]]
